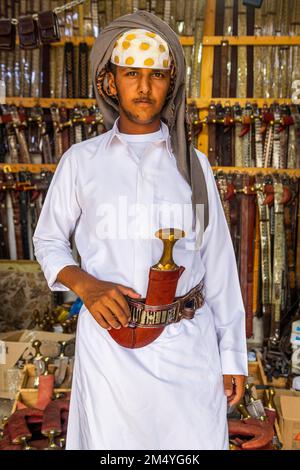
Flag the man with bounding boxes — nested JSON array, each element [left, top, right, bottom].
[[33, 11, 247, 450]]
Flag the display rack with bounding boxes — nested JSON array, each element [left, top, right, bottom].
[[197, 0, 300, 157]]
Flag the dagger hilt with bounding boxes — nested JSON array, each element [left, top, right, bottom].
[[32, 340, 42, 360], [153, 228, 185, 271]]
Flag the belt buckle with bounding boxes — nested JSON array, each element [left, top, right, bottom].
[[166, 302, 181, 324]]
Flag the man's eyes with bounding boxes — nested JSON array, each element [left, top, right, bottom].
[[126, 71, 165, 78]]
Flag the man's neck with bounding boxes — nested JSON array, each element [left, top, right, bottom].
[[117, 113, 161, 135]]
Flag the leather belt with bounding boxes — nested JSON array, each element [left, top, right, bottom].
[[207, 102, 217, 166], [125, 280, 205, 329], [65, 42, 75, 98], [78, 42, 88, 98]]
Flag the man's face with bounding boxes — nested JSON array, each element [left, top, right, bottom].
[[107, 65, 171, 125]]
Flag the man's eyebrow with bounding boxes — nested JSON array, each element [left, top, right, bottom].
[[122, 67, 168, 72]]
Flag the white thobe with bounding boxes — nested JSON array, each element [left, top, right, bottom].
[[32, 117, 248, 450]]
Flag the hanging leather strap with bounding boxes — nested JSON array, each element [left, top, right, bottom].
[[256, 175, 273, 341], [19, 171, 30, 259], [236, 173, 256, 338], [270, 180, 284, 346], [65, 42, 75, 98], [253, 103, 264, 168], [10, 105, 31, 164], [233, 103, 243, 166], [0, 170, 9, 258], [50, 105, 63, 163], [207, 102, 217, 166], [212, 0, 224, 97], [78, 42, 89, 98]]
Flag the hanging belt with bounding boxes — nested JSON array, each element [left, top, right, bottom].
[[91, 0, 99, 36], [246, 4, 254, 97], [207, 102, 217, 166], [50, 105, 63, 163], [73, 106, 84, 144], [0, 170, 9, 258], [78, 42, 88, 99], [216, 172, 231, 229], [253, 6, 263, 98], [212, 0, 224, 98], [229, 0, 238, 98], [41, 108, 53, 164], [237, 2, 247, 98], [288, 105, 300, 168], [41, 45, 50, 97], [252, 203, 261, 317], [283, 177, 298, 311], [19, 171, 30, 259], [27, 106, 42, 164], [254, 104, 263, 168], [240, 104, 252, 167], [5, 171, 23, 259], [10, 105, 31, 164], [233, 103, 243, 167], [255, 175, 273, 341], [59, 106, 70, 154], [236, 173, 256, 338], [126, 280, 205, 328], [5, 115, 19, 164], [272, 104, 281, 169], [65, 42, 75, 98], [270, 180, 284, 346], [222, 104, 233, 166]]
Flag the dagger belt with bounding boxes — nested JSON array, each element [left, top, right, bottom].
[[125, 279, 205, 329]]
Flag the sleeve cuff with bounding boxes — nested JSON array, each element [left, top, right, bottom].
[[44, 257, 79, 292], [220, 350, 248, 376]]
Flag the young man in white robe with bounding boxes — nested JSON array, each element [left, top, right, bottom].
[[33, 11, 248, 450]]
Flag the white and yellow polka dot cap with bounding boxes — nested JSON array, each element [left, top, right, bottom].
[[110, 28, 171, 70]]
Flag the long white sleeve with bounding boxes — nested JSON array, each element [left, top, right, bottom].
[[197, 150, 248, 376], [32, 147, 81, 291]]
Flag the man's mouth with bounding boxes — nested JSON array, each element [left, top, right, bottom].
[[134, 99, 153, 105]]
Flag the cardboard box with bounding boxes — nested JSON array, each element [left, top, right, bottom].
[[0, 329, 75, 399], [273, 388, 300, 450], [12, 388, 71, 414], [21, 363, 73, 390]]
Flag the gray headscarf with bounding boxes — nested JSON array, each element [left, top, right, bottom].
[[90, 10, 209, 231]]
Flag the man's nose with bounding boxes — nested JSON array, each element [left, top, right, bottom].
[[137, 74, 151, 94]]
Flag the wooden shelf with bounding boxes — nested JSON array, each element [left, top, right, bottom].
[[16, 35, 195, 47], [3, 98, 296, 111], [2, 96, 215, 108], [0, 163, 56, 173], [2, 163, 300, 177], [193, 97, 298, 108], [2, 97, 97, 108], [212, 166, 300, 177], [203, 35, 300, 46]]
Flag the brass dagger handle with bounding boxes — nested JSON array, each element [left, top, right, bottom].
[[267, 387, 276, 410], [58, 341, 67, 357], [32, 340, 42, 360], [237, 403, 251, 419], [153, 228, 185, 271], [42, 356, 51, 376]]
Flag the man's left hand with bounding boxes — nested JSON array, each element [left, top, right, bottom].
[[223, 375, 246, 407]]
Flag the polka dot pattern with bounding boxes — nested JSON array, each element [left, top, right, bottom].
[[111, 28, 170, 70]]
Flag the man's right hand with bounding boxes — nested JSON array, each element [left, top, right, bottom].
[[80, 278, 141, 330]]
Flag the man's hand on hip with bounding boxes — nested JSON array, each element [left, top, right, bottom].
[[223, 375, 246, 407], [81, 278, 141, 331]]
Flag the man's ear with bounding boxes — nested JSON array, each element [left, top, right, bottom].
[[107, 71, 118, 97]]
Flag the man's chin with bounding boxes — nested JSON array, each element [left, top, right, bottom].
[[119, 105, 161, 125], [128, 112, 159, 125]]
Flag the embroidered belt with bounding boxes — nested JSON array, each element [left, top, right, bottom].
[[125, 280, 205, 329]]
